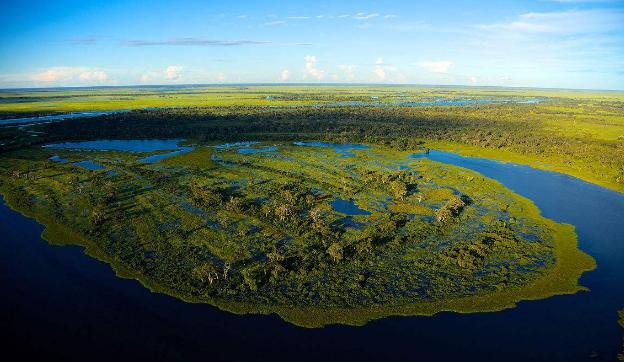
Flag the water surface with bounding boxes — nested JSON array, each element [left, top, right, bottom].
[[71, 160, 107, 170], [44, 139, 186, 152], [2, 146, 623, 362], [0, 110, 131, 125], [329, 197, 372, 216]]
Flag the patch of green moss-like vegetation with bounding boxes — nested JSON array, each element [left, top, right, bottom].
[[0, 142, 595, 327]]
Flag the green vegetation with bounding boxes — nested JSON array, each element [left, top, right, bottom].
[[2, 86, 623, 194], [0, 141, 595, 327]]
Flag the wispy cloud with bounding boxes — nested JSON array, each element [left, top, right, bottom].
[[267, 14, 277, 18], [288, 16, 309, 19], [122, 38, 273, 46], [280, 42, 313, 46], [415, 61, 453, 73], [357, 23, 373, 29], [236, 15, 248, 18], [338, 14, 350, 18], [336, 64, 356, 80], [384, 15, 398, 19], [477, 9, 624, 34], [265, 21, 286, 26], [68, 37, 99, 44], [356, 13, 380, 20]]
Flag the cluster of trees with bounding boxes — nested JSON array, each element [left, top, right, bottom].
[[27, 103, 621, 188], [435, 195, 467, 222]]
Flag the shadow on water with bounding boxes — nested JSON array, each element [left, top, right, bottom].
[[1, 146, 624, 361]]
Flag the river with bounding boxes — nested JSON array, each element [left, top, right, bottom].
[[1, 147, 623, 361]]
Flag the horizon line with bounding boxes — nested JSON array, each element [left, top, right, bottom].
[[1, 82, 623, 93]]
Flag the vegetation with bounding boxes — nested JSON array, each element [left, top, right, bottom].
[[0, 140, 595, 327], [2, 86, 623, 194]]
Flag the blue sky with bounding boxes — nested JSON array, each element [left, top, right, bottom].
[[1, 0, 623, 90]]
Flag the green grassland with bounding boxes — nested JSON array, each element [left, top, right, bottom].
[[0, 142, 595, 327]]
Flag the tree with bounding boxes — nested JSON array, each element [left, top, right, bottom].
[[390, 180, 407, 200], [192, 262, 219, 284], [327, 243, 344, 263]]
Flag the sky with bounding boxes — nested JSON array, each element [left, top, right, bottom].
[[0, 0, 623, 90]]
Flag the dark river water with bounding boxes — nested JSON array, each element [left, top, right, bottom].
[[2, 148, 623, 362]]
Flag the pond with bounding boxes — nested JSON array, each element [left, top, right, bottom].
[[44, 139, 193, 163], [43, 139, 186, 152], [0, 110, 131, 125], [329, 197, 372, 215], [293, 142, 371, 157], [1, 145, 623, 361], [71, 160, 107, 170]]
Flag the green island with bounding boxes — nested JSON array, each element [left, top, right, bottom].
[[0, 123, 596, 326]]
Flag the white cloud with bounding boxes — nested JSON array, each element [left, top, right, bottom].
[[32, 69, 68, 82], [265, 21, 285, 26], [279, 69, 290, 81], [164, 66, 183, 80], [500, 75, 512, 81], [31, 67, 109, 84], [288, 16, 309, 19], [141, 66, 184, 83], [373, 66, 386, 80], [470, 76, 478, 85], [216, 72, 226, 82], [336, 64, 356, 80], [373, 58, 386, 80], [356, 13, 380, 20], [384, 15, 398, 19], [304, 55, 325, 80], [416, 61, 453, 73], [140, 71, 159, 83], [357, 23, 372, 29], [338, 14, 350, 18], [236, 15, 248, 18], [391, 73, 407, 83], [79, 71, 108, 82], [267, 14, 277, 18]]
